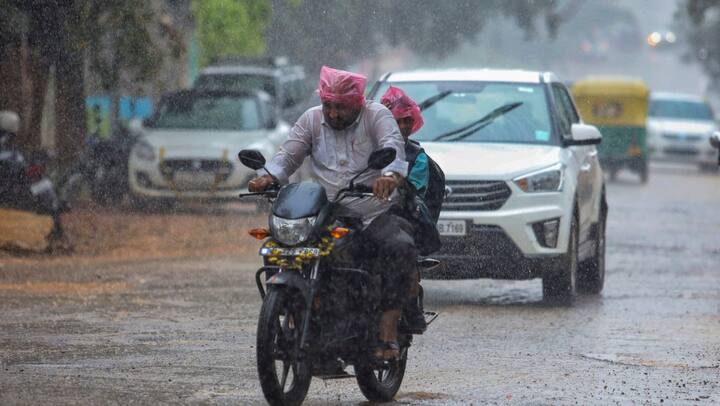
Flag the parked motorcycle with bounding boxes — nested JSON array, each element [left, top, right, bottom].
[[238, 148, 438, 406], [1, 134, 65, 246], [58, 124, 137, 207]]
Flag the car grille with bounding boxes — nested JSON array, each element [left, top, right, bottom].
[[442, 180, 511, 211], [662, 133, 703, 142]]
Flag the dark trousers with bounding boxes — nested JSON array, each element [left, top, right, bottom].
[[360, 212, 418, 310]]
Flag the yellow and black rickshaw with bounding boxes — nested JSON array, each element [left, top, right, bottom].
[[572, 77, 650, 183]]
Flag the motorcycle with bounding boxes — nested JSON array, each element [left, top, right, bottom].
[[0, 144, 65, 246], [58, 125, 136, 208], [238, 148, 438, 406]]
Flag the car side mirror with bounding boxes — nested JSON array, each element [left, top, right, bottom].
[[238, 149, 266, 170], [567, 123, 602, 146], [367, 147, 397, 170]]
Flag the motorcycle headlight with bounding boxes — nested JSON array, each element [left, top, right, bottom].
[[513, 163, 564, 193], [133, 140, 156, 162], [270, 215, 317, 246]]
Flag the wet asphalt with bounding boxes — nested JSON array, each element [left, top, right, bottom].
[[0, 163, 719, 405]]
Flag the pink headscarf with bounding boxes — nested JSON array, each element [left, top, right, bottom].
[[317, 66, 367, 108], [380, 86, 424, 135]]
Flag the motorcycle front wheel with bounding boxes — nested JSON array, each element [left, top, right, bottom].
[[354, 342, 408, 402], [256, 287, 311, 406]]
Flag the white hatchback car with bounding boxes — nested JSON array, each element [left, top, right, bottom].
[[647, 92, 719, 170], [369, 69, 607, 303], [128, 89, 290, 205]]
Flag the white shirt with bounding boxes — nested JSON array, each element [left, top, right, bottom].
[[264, 101, 408, 223]]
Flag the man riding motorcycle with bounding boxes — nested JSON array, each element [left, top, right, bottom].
[[248, 66, 415, 360]]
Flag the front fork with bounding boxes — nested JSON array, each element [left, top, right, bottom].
[[256, 260, 320, 356], [299, 260, 320, 353]]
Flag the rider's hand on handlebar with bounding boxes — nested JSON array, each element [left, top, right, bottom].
[[373, 174, 400, 201], [248, 174, 276, 192]]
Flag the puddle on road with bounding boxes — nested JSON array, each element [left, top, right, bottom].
[[397, 391, 450, 401], [0, 281, 130, 296], [580, 353, 720, 369]]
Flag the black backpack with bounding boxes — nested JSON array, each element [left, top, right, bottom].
[[405, 140, 445, 223]]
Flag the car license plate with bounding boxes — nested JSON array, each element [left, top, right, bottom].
[[30, 179, 53, 195], [260, 247, 320, 257], [437, 220, 467, 236], [173, 171, 216, 188]]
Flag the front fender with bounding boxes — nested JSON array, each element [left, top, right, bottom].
[[265, 269, 311, 303]]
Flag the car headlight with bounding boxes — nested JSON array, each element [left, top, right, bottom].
[[133, 140, 156, 161], [513, 163, 564, 193], [270, 215, 317, 246]]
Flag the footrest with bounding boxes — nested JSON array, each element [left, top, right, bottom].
[[424, 311, 439, 326]]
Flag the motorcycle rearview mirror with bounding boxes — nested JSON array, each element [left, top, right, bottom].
[[367, 147, 396, 170], [238, 149, 267, 171], [710, 131, 720, 149]]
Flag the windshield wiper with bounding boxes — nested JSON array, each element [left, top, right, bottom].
[[431, 101, 523, 142], [418, 90, 453, 111]]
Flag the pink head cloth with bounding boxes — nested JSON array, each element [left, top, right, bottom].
[[380, 86, 424, 135], [317, 66, 367, 108]]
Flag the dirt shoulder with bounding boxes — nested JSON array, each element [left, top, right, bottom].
[[0, 203, 265, 267]]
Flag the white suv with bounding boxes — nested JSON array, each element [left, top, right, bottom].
[[369, 69, 607, 303]]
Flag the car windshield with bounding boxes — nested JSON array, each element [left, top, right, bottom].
[[194, 74, 276, 98], [649, 99, 714, 121], [151, 93, 263, 131], [375, 81, 554, 144]]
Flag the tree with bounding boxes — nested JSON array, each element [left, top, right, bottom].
[[191, 0, 271, 67], [677, 0, 720, 87], [265, 0, 561, 76], [0, 0, 179, 168]]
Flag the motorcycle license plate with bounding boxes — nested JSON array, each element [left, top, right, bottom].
[[30, 179, 53, 195], [437, 220, 467, 236], [260, 247, 320, 257]]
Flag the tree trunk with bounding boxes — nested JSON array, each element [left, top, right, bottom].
[[55, 45, 85, 171], [0, 41, 24, 112], [27, 49, 52, 154]]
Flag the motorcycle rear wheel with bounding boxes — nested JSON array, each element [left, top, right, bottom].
[[256, 287, 311, 406], [354, 343, 408, 402]]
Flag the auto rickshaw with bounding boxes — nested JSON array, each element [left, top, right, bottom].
[[571, 77, 650, 182]]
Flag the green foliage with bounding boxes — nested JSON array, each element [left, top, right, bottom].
[[192, 0, 271, 67], [677, 0, 720, 82], [265, 0, 559, 75]]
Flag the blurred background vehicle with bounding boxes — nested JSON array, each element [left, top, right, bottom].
[[1, 111, 65, 246], [127, 89, 289, 209], [369, 69, 607, 304], [58, 108, 138, 208], [646, 92, 719, 171], [571, 77, 650, 182], [192, 57, 312, 124]]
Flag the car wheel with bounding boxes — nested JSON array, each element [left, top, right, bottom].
[[542, 212, 578, 305], [639, 160, 649, 183], [578, 208, 606, 294]]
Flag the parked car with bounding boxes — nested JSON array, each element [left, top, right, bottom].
[[127, 89, 290, 207], [646, 92, 719, 170], [193, 57, 311, 123], [369, 69, 607, 304]]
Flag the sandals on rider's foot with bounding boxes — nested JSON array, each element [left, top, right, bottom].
[[373, 340, 400, 361]]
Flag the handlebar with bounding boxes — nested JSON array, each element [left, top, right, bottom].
[[238, 184, 279, 199]]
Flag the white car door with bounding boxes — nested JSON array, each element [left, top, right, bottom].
[[552, 84, 594, 230]]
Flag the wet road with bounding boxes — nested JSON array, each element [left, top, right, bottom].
[[1, 163, 719, 405]]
